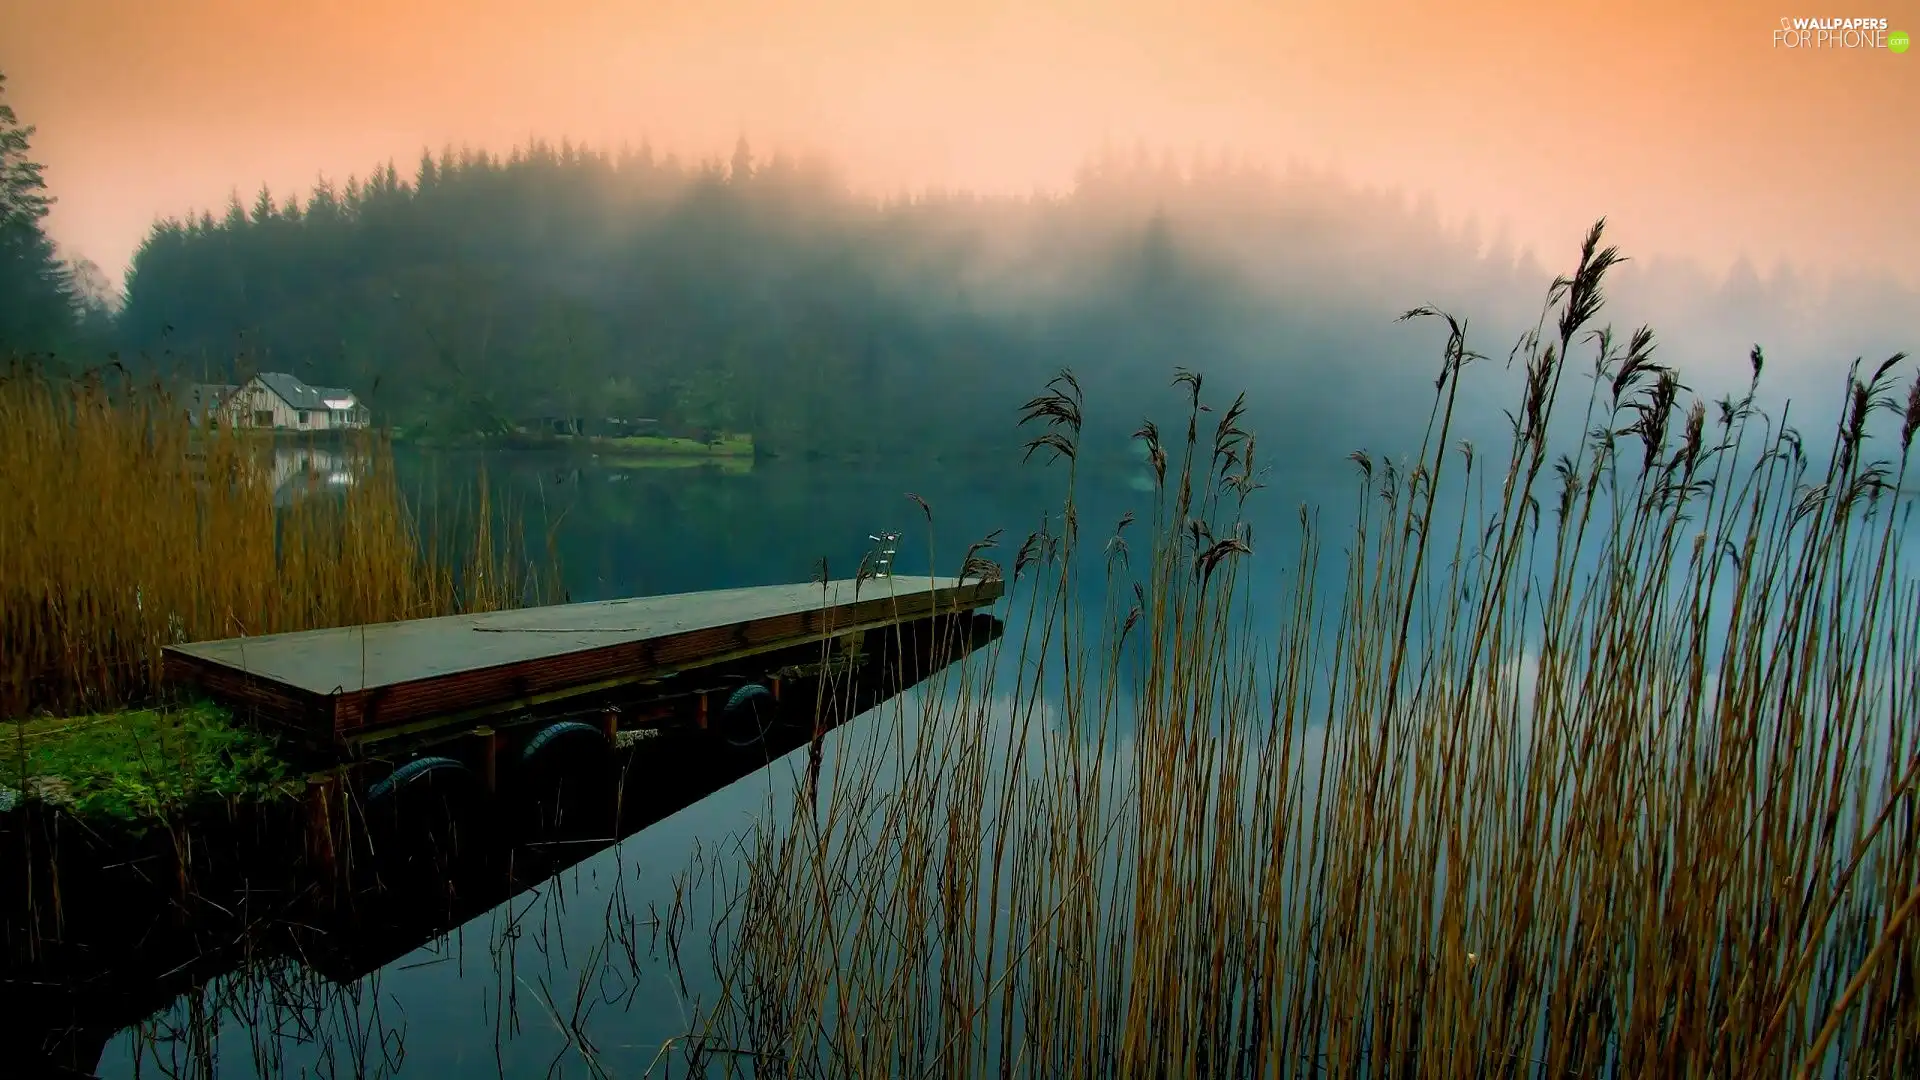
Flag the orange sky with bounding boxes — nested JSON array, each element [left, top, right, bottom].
[[2, 0, 1914, 285]]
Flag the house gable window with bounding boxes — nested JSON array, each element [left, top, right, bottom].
[[253, 409, 273, 428], [298, 410, 310, 426]]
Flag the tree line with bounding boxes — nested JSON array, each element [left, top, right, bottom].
[[106, 134, 1538, 460], [5, 66, 1910, 464]]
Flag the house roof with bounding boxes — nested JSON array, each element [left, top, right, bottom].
[[254, 372, 328, 411], [255, 373, 359, 412]]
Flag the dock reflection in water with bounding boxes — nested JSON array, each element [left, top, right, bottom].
[[7, 611, 1003, 1077]]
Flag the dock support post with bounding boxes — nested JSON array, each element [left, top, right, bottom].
[[696, 693, 709, 730], [305, 771, 343, 900], [770, 676, 782, 702], [473, 726, 498, 794], [840, 630, 866, 659], [602, 705, 621, 743]]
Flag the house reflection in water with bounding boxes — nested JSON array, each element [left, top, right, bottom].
[[268, 445, 367, 505]]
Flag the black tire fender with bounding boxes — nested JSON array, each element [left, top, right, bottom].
[[366, 755, 477, 805], [520, 720, 610, 767], [721, 683, 776, 748]]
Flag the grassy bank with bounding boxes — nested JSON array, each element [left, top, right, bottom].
[[0, 362, 553, 820], [687, 223, 1920, 1076], [4, 702, 293, 825], [399, 428, 756, 457]]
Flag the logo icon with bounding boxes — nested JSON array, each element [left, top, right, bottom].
[[1892, 29, 1911, 52]]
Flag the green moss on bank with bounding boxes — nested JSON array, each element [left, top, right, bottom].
[[2, 702, 298, 824], [591, 433, 755, 457]]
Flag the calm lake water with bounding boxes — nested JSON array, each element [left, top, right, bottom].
[[32, 435, 1919, 1077], [71, 446, 1329, 1079]]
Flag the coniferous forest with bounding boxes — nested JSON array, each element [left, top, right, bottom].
[[4, 67, 1914, 462], [107, 136, 1512, 460]]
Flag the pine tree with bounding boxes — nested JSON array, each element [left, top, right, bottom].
[[223, 190, 248, 230], [252, 185, 277, 224], [0, 70, 77, 353], [730, 136, 753, 184]]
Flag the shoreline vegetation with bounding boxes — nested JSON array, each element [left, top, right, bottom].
[[681, 223, 1920, 1076], [394, 426, 1139, 471], [0, 361, 554, 827], [397, 426, 756, 457]]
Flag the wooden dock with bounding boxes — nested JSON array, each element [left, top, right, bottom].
[[163, 575, 1002, 745]]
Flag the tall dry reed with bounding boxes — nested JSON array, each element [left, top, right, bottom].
[[679, 222, 1920, 1078], [0, 362, 550, 716]]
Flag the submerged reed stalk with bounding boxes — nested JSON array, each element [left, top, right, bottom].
[[681, 222, 1920, 1078]]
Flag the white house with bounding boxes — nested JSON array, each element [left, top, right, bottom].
[[217, 372, 370, 431]]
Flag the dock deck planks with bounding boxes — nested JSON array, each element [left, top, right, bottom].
[[163, 575, 1002, 743]]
